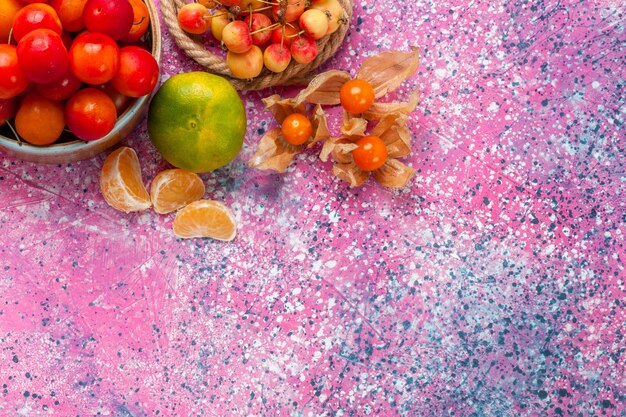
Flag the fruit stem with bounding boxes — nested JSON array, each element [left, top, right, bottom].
[[249, 22, 280, 35], [285, 30, 305, 38], [211, 11, 231, 19], [279, 22, 297, 47], [248, 5, 273, 12], [4, 120, 22, 145]]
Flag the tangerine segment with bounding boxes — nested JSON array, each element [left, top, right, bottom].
[[100, 146, 151, 213], [150, 169, 205, 214], [173, 200, 237, 241]]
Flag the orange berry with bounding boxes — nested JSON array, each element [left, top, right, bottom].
[[281, 113, 312, 145], [340, 79, 375, 114], [352, 135, 387, 171]]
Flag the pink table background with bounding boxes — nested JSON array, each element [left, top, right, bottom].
[[1, 0, 625, 415]]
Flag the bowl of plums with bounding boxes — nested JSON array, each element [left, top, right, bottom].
[[0, 0, 161, 164]]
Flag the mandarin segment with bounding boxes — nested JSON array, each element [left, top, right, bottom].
[[150, 169, 205, 214], [100, 146, 151, 213], [172, 200, 237, 241]]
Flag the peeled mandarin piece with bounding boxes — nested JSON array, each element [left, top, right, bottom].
[[100, 146, 151, 213], [150, 168, 205, 214], [172, 200, 236, 241]]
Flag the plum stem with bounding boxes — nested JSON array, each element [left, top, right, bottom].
[[4, 120, 22, 145]]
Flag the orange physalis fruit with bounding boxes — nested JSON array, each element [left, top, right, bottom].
[[150, 168, 205, 214], [281, 113, 312, 145], [100, 146, 151, 213], [340, 79, 375, 114], [172, 200, 237, 241], [352, 135, 387, 171]]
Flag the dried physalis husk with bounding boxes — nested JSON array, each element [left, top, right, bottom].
[[364, 89, 420, 121], [248, 103, 330, 172], [247, 128, 300, 173], [371, 113, 412, 158], [373, 159, 416, 188], [341, 112, 368, 136], [262, 95, 306, 124], [357, 47, 420, 98], [326, 111, 416, 188], [333, 162, 370, 188], [253, 47, 420, 188], [293, 70, 352, 106], [331, 140, 359, 164], [320, 136, 356, 163], [319, 137, 338, 163], [309, 104, 330, 147]]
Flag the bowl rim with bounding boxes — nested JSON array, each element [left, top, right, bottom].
[[0, 0, 162, 165]]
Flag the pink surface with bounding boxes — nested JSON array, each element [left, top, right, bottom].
[[1, 0, 625, 415]]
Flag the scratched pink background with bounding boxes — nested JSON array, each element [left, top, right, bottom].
[[1, 0, 625, 415]]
